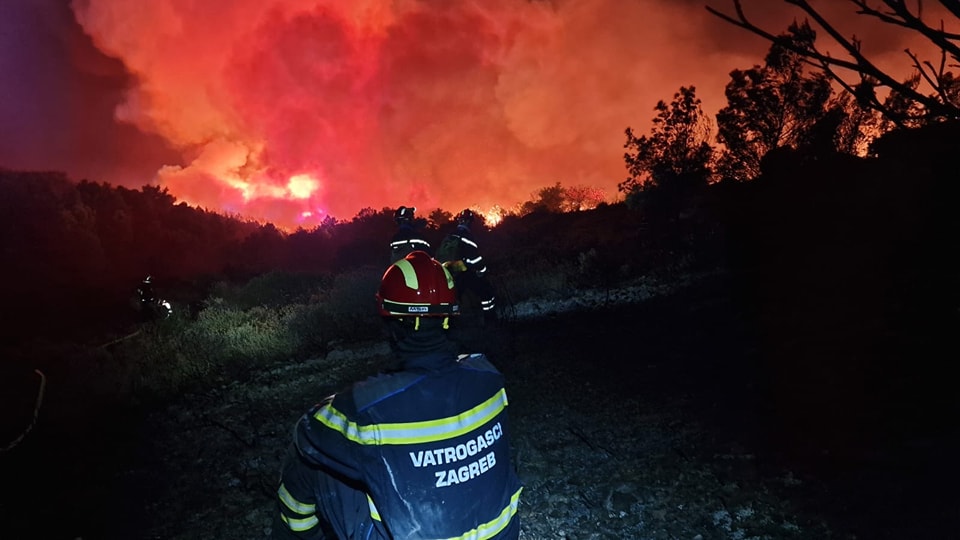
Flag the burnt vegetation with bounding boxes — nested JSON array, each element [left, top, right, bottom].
[[2, 4, 960, 538]]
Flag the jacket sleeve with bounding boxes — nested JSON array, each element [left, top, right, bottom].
[[293, 395, 364, 483], [457, 236, 488, 275], [273, 444, 324, 540], [274, 392, 367, 540]]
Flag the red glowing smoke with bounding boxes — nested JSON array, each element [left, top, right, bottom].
[[68, 0, 756, 228], [2, 1, 945, 229]]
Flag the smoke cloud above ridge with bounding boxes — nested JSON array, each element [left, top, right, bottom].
[[0, 0, 939, 228]]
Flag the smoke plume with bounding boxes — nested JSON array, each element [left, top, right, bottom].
[[0, 0, 942, 228]]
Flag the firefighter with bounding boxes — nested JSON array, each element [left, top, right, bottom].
[[437, 209, 497, 320], [137, 275, 156, 305], [389, 206, 431, 264], [136, 275, 172, 320], [273, 251, 522, 540]]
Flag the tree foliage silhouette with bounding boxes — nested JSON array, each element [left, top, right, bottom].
[[620, 86, 713, 212], [707, 0, 960, 124], [517, 183, 606, 215], [716, 21, 834, 180]]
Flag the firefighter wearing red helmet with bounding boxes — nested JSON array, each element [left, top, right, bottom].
[[273, 251, 522, 540]]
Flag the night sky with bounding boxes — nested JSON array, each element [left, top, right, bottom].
[[0, 0, 938, 228]]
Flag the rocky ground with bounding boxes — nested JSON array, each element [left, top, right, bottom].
[[2, 272, 956, 539]]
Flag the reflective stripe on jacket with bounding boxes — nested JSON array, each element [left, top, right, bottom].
[[390, 226, 432, 263], [451, 228, 487, 275], [294, 353, 522, 540]]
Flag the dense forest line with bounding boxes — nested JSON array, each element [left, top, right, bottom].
[[2, 119, 958, 499], [2, 118, 957, 351], [0, 167, 644, 348]]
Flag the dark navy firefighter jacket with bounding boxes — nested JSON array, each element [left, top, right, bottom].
[[390, 224, 432, 264], [283, 352, 522, 539]]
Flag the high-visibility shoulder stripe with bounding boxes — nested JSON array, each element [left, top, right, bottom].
[[443, 487, 523, 540], [281, 513, 320, 532], [459, 237, 479, 248], [367, 494, 382, 522], [441, 264, 455, 288], [278, 483, 316, 515], [313, 388, 508, 445]]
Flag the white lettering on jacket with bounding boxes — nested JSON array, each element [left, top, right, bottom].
[[408, 422, 502, 467], [434, 451, 496, 488], [407, 422, 503, 488]]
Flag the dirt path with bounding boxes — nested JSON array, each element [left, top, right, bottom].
[[2, 275, 954, 539]]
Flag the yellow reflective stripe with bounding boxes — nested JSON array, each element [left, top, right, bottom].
[[443, 487, 523, 540], [367, 494, 382, 522], [442, 264, 455, 288], [281, 513, 319, 532], [394, 258, 418, 289], [278, 483, 316, 515], [392, 249, 453, 290], [314, 389, 508, 445]]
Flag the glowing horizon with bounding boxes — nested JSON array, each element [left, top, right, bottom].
[[1, 0, 947, 230], [65, 0, 752, 229]]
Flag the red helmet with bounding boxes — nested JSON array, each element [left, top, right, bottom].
[[377, 251, 459, 317]]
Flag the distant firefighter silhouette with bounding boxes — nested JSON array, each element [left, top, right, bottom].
[[436, 209, 497, 320], [137, 275, 172, 321], [389, 205, 431, 264]]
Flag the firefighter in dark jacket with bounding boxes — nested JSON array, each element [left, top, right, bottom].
[[389, 206, 431, 264], [437, 209, 497, 318], [273, 250, 523, 540]]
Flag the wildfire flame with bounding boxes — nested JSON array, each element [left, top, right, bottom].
[[483, 206, 505, 228], [67, 0, 736, 230], [54, 0, 942, 231]]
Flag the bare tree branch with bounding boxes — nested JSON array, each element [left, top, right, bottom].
[[937, 0, 960, 22], [784, 0, 953, 111], [852, 0, 960, 53], [705, 0, 960, 120], [908, 49, 944, 98], [706, 0, 960, 121]]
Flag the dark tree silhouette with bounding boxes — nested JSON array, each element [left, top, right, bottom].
[[621, 86, 714, 213], [517, 183, 605, 214], [519, 182, 567, 215], [715, 21, 834, 180], [427, 208, 454, 230], [707, 0, 960, 124]]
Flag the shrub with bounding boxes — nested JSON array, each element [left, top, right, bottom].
[[209, 271, 330, 310], [88, 266, 386, 401], [313, 265, 384, 344]]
